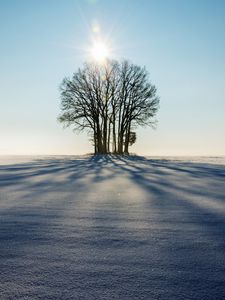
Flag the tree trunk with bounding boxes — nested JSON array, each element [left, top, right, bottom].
[[117, 103, 122, 153], [107, 120, 111, 153], [103, 117, 107, 153], [118, 130, 124, 154], [112, 114, 117, 153], [94, 132, 97, 154], [96, 120, 103, 154], [124, 122, 131, 154]]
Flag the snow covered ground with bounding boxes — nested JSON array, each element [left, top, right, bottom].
[[0, 155, 225, 299]]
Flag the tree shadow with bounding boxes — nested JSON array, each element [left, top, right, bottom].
[[0, 155, 225, 299]]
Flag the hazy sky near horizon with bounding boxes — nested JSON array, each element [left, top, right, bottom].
[[0, 0, 225, 156]]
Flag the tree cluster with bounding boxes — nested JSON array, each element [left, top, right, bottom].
[[59, 60, 159, 154]]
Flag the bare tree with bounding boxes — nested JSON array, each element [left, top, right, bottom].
[[58, 59, 159, 154]]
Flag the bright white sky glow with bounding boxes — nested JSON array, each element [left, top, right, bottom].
[[91, 41, 109, 61]]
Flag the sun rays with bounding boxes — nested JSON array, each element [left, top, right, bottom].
[[90, 40, 110, 62]]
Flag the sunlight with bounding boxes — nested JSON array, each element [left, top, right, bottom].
[[91, 41, 109, 62]]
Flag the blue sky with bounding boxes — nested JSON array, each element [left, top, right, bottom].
[[0, 0, 225, 155]]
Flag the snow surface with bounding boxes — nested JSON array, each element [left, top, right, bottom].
[[0, 155, 225, 299]]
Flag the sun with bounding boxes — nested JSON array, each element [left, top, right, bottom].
[[91, 41, 109, 61]]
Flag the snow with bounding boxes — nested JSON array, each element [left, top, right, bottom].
[[0, 155, 225, 299]]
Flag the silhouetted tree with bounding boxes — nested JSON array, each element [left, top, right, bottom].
[[58, 59, 159, 154]]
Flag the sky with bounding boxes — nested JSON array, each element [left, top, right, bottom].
[[0, 0, 225, 156]]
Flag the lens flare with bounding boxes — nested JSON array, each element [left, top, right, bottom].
[[91, 41, 109, 61]]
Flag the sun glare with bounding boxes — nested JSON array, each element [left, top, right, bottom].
[[91, 41, 109, 61]]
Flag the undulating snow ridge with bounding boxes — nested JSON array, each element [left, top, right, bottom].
[[0, 155, 225, 299]]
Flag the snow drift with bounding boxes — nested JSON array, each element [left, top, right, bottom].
[[0, 155, 225, 299]]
